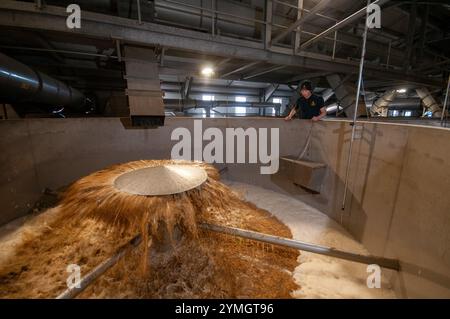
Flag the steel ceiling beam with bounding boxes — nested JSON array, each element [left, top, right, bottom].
[[264, 83, 279, 102], [414, 58, 450, 72], [0, 0, 442, 87], [300, 0, 391, 50], [220, 61, 261, 78], [271, 0, 331, 45], [286, 71, 333, 83], [242, 65, 286, 80], [181, 76, 193, 100]]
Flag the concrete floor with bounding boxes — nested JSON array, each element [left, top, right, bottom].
[[226, 181, 396, 298]]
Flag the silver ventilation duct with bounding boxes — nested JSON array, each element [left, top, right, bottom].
[[321, 88, 335, 103], [325, 102, 342, 114], [0, 52, 86, 111], [416, 87, 442, 117], [370, 89, 397, 117]]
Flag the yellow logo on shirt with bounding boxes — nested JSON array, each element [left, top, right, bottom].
[[310, 101, 316, 107]]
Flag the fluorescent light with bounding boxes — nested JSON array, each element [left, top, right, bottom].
[[201, 66, 214, 77], [202, 95, 214, 101], [235, 96, 246, 102], [273, 98, 282, 104], [396, 88, 407, 93]]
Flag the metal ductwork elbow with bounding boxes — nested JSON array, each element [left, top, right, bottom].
[[0, 52, 87, 113], [415, 87, 442, 117], [321, 88, 335, 103], [325, 102, 342, 114], [370, 89, 397, 117]]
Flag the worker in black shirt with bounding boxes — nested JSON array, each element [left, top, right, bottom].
[[284, 81, 326, 121]]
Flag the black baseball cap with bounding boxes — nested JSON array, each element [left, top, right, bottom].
[[299, 81, 313, 91]]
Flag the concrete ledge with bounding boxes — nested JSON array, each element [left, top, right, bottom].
[[279, 156, 326, 193]]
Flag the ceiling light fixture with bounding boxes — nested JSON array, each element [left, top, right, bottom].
[[201, 66, 215, 77]]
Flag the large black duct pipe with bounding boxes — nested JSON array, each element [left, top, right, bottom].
[[0, 52, 86, 111]]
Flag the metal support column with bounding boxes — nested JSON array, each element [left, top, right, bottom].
[[332, 28, 337, 60], [211, 0, 216, 36], [341, 0, 371, 211], [115, 39, 122, 62], [294, 0, 304, 54], [136, 0, 142, 24], [265, 0, 273, 49], [386, 40, 391, 69], [441, 74, 450, 126]]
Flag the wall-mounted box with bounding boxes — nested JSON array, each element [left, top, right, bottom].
[[278, 156, 326, 193]]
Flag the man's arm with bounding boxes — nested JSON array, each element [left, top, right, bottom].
[[284, 100, 298, 121], [312, 107, 327, 121], [312, 97, 326, 121], [284, 105, 297, 121]]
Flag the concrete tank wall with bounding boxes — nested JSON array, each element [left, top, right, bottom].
[[307, 120, 450, 298], [0, 117, 306, 224], [0, 117, 449, 298]]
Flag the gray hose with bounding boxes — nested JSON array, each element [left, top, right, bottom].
[[296, 122, 314, 160]]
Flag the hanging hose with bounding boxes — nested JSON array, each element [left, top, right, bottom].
[[296, 121, 314, 160], [341, 0, 371, 211]]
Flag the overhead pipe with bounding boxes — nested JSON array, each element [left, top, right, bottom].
[[416, 87, 442, 117], [370, 89, 397, 117], [0, 52, 87, 111], [0, 45, 119, 59], [325, 102, 342, 114], [365, 98, 422, 112], [387, 98, 421, 109], [321, 88, 334, 102], [163, 100, 281, 109]]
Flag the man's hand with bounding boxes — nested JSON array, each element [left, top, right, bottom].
[[312, 107, 327, 122], [285, 107, 296, 121]]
